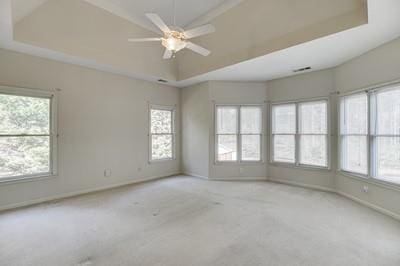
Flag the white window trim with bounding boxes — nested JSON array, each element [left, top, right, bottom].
[[338, 82, 400, 187], [214, 103, 264, 164], [269, 97, 331, 170], [338, 91, 369, 177], [0, 85, 58, 184], [148, 103, 176, 163]]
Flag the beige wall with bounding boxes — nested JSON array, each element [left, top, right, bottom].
[[0, 48, 180, 210], [178, 0, 367, 80], [266, 70, 337, 190], [13, 0, 177, 81], [180, 81, 268, 180], [208, 81, 268, 180], [181, 82, 210, 178], [264, 38, 400, 218], [334, 37, 400, 218]]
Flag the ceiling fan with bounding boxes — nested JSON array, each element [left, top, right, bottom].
[[128, 2, 215, 59]]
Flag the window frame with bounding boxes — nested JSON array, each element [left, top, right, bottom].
[[339, 91, 369, 177], [339, 83, 400, 186], [214, 104, 264, 164], [148, 104, 176, 163], [0, 85, 58, 184], [270, 97, 330, 170]]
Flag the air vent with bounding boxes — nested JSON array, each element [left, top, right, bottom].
[[293, 66, 312, 73], [157, 79, 168, 83]]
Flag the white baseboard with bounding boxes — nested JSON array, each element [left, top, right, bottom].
[[336, 190, 400, 221], [0, 172, 179, 212], [209, 177, 268, 181], [182, 172, 209, 180], [183, 172, 267, 181], [269, 178, 400, 221], [268, 178, 336, 193]]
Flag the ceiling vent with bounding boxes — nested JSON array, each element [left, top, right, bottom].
[[293, 66, 312, 73]]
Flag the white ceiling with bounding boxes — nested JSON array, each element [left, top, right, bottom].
[[106, 0, 225, 27], [79, 0, 243, 33], [2, 0, 400, 88], [11, 0, 243, 30], [175, 0, 400, 87]]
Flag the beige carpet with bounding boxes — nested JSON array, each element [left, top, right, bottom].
[[1, 176, 400, 266]]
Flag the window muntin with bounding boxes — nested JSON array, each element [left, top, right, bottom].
[[0, 90, 55, 180], [271, 100, 329, 168], [340, 84, 400, 185], [216, 105, 262, 163], [150, 107, 174, 161]]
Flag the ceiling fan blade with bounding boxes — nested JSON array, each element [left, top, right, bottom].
[[186, 42, 211, 56], [184, 24, 215, 39], [146, 13, 170, 33], [163, 49, 173, 59], [128, 38, 161, 42]]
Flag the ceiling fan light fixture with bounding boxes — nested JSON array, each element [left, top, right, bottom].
[[128, 11, 214, 58], [161, 32, 187, 52]]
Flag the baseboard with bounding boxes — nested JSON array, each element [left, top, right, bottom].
[[269, 178, 400, 221], [0, 172, 179, 212], [336, 190, 400, 221], [268, 178, 336, 193], [183, 172, 268, 182], [182, 172, 209, 180], [209, 177, 268, 181]]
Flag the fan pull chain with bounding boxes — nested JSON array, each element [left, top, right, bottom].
[[173, 0, 176, 26]]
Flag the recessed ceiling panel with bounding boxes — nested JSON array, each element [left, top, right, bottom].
[[107, 0, 227, 28]]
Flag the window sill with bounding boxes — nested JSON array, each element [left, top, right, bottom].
[[0, 173, 57, 186], [269, 162, 331, 172], [337, 170, 400, 192], [149, 158, 176, 164]]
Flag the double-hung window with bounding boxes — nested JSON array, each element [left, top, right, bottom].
[[340, 84, 400, 185], [340, 93, 368, 175], [271, 99, 329, 168], [149, 105, 175, 161], [0, 86, 57, 181], [216, 105, 263, 162]]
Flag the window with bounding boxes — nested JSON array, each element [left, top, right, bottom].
[[271, 104, 296, 163], [216, 105, 262, 162], [271, 99, 328, 168], [340, 84, 400, 185], [373, 88, 400, 183], [0, 86, 57, 181], [340, 93, 368, 175], [149, 105, 175, 161], [299, 101, 328, 167]]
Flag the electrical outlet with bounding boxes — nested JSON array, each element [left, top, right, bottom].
[[363, 185, 369, 193], [104, 169, 112, 177]]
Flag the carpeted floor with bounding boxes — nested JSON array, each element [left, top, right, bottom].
[[1, 176, 400, 266]]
